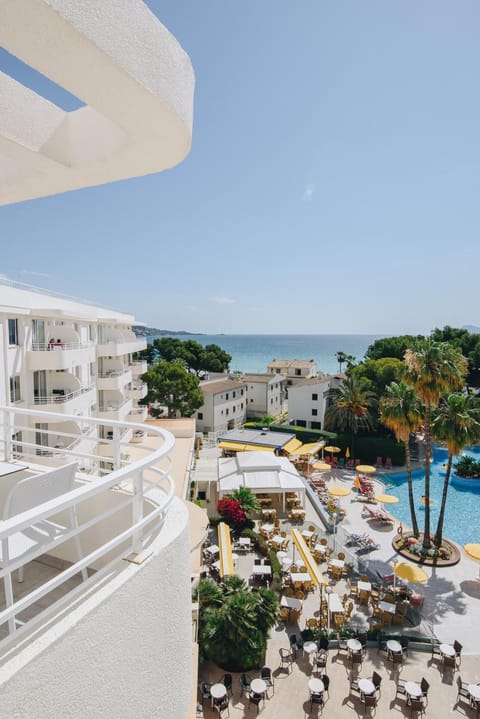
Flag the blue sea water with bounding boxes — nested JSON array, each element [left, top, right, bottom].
[[382, 446, 480, 546], [145, 334, 386, 374]]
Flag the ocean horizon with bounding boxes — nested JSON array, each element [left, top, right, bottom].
[[145, 333, 391, 375]]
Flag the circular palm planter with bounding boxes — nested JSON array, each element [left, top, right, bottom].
[[392, 531, 460, 567]]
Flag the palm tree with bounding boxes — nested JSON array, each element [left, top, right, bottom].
[[324, 376, 377, 459], [336, 351, 348, 373], [230, 487, 260, 516], [404, 340, 468, 550], [379, 381, 423, 537], [431, 392, 480, 547]]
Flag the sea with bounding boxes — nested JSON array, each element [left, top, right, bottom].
[[145, 334, 390, 375]]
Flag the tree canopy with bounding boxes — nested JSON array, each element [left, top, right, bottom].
[[144, 337, 232, 375], [140, 359, 204, 417]]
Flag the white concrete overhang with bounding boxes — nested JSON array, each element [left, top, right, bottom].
[[0, 0, 195, 205]]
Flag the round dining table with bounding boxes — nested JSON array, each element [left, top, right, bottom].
[[404, 681, 422, 698], [308, 677, 324, 694], [358, 678, 375, 696], [251, 678, 267, 696]]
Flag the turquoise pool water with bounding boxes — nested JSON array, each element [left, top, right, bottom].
[[381, 445, 480, 546]]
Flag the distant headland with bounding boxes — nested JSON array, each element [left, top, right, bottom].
[[132, 326, 202, 337]]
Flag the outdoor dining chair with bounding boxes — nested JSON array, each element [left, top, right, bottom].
[[260, 666, 274, 695]]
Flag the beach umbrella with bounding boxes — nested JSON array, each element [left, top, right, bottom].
[[324, 445, 341, 454], [312, 461, 330, 471], [464, 544, 480, 579], [375, 493, 399, 505], [345, 447, 351, 459], [327, 485, 351, 498], [393, 562, 428, 585], [356, 464, 376, 474]]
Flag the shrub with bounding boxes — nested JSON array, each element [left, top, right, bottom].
[[217, 498, 247, 528]]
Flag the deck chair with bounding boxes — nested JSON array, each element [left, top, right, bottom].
[[0, 462, 86, 633], [375, 456, 383, 468], [385, 457, 392, 469]]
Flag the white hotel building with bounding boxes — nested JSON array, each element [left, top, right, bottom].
[[0, 2, 200, 718]]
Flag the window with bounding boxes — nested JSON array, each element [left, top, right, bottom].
[[9, 376, 21, 403], [312, 393, 318, 401], [226, 408, 229, 416], [312, 409, 318, 416], [233, 391, 236, 398], [197, 412, 203, 420], [276, 368, 281, 374], [295, 368, 301, 376], [225, 393, 229, 400], [241, 403, 244, 409], [311, 421, 321, 430], [296, 420, 307, 428], [8, 319, 18, 345], [241, 389, 244, 395]]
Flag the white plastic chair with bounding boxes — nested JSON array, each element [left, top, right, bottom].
[[0, 462, 87, 633]]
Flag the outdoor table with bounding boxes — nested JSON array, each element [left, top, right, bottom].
[[404, 682, 422, 698], [386, 640, 402, 654], [328, 593, 343, 614], [358, 678, 375, 696], [347, 638, 362, 653], [204, 544, 219, 557], [262, 508, 276, 516], [280, 595, 302, 611], [252, 566, 272, 576], [291, 509, 305, 517], [330, 558, 344, 569], [303, 641, 318, 657], [271, 534, 283, 545], [250, 678, 267, 696], [440, 643, 455, 657], [357, 580, 372, 592], [261, 523, 275, 533], [0, 462, 28, 476], [308, 678, 324, 694], [210, 684, 227, 701], [468, 685, 480, 701], [281, 557, 293, 570], [238, 537, 251, 548], [290, 572, 311, 583], [379, 600, 396, 615], [302, 530, 314, 540], [313, 544, 327, 554]]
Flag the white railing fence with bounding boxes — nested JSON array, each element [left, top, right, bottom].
[[0, 405, 175, 648]]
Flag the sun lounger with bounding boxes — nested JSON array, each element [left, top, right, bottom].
[[357, 535, 380, 552], [362, 506, 395, 524]]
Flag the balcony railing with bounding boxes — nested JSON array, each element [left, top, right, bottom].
[[34, 386, 94, 405], [31, 342, 93, 352], [98, 369, 129, 379], [0, 405, 175, 648], [98, 399, 130, 412]]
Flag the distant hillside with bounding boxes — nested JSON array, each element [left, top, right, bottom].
[[132, 326, 200, 337], [462, 325, 480, 334]]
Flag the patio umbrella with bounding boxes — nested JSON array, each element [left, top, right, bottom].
[[375, 493, 399, 505], [464, 544, 480, 579], [356, 464, 376, 474], [324, 445, 341, 454], [327, 485, 351, 498], [345, 447, 350, 459], [312, 461, 330, 471], [393, 562, 428, 586]]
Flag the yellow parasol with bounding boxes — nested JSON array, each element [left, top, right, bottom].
[[324, 445, 341, 454], [290, 529, 328, 588], [375, 493, 399, 505], [345, 447, 351, 459], [327, 485, 351, 498], [464, 544, 480, 579], [312, 461, 331, 471], [356, 464, 376, 474], [393, 562, 428, 584]]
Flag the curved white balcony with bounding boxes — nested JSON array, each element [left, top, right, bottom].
[[97, 397, 133, 421], [33, 385, 96, 416], [97, 369, 132, 391], [96, 338, 146, 358], [27, 342, 96, 371], [129, 382, 148, 401], [130, 360, 147, 377], [0, 405, 193, 718]]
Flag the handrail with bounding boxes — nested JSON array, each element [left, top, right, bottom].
[[31, 342, 93, 351], [0, 405, 175, 645], [34, 386, 94, 404], [98, 369, 130, 378], [98, 398, 131, 411]]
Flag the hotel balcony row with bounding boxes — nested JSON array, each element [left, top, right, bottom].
[[0, 405, 198, 718], [27, 340, 146, 372]]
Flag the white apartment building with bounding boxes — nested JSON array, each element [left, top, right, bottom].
[[267, 358, 320, 385], [196, 376, 248, 435], [243, 373, 286, 419], [287, 375, 344, 430]]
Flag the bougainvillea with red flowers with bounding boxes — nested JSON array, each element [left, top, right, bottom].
[[217, 497, 247, 528]]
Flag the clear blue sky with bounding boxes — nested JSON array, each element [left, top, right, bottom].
[[1, 1, 479, 334]]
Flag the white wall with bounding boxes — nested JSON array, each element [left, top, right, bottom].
[[0, 498, 194, 719]]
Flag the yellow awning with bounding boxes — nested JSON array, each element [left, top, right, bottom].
[[290, 529, 328, 587], [297, 441, 323, 456], [242, 444, 275, 453], [218, 522, 234, 578], [282, 438, 303, 455], [218, 441, 246, 452]]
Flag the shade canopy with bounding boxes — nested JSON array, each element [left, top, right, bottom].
[[312, 462, 330, 471], [218, 451, 305, 496], [290, 529, 327, 587], [393, 562, 428, 583], [375, 493, 399, 505], [218, 440, 274, 453], [356, 465, 376, 474], [297, 441, 324, 456], [324, 445, 341, 453], [218, 522, 234, 578], [464, 544, 480, 561], [282, 438, 303, 455], [327, 485, 351, 497]]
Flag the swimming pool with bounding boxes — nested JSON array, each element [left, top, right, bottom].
[[381, 445, 480, 546]]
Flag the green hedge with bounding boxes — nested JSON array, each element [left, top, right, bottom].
[[242, 422, 338, 443]]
